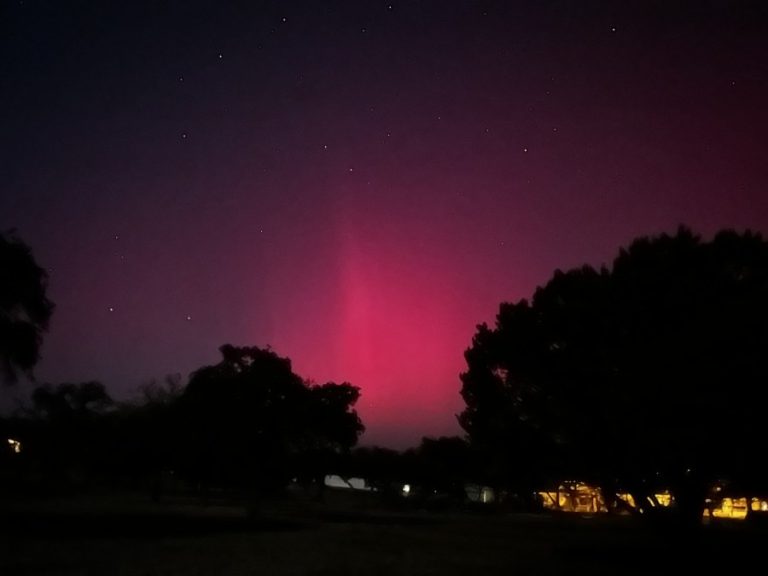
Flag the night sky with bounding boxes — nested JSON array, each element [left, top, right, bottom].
[[2, 1, 768, 447]]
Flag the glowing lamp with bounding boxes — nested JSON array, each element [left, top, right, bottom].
[[7, 438, 21, 454]]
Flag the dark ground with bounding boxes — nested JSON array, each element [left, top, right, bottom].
[[0, 492, 762, 575]]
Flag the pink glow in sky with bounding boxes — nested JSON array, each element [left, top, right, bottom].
[[3, 2, 768, 447]]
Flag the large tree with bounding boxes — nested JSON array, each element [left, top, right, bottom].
[[178, 344, 364, 493], [459, 227, 768, 521], [0, 232, 54, 383]]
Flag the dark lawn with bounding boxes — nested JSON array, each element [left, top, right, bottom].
[[0, 494, 762, 575]]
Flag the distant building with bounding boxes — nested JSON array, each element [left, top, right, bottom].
[[323, 474, 373, 491], [537, 481, 672, 514], [537, 480, 768, 521], [465, 484, 495, 504]]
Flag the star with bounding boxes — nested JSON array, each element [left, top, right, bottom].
[[108, 307, 114, 313], [186, 315, 192, 321], [181, 132, 188, 139]]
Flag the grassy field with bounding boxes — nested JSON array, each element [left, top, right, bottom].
[[1, 493, 763, 575]]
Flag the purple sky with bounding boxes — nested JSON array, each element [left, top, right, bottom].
[[2, 1, 768, 447]]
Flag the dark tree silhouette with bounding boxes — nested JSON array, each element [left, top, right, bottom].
[[31, 381, 113, 419], [292, 382, 365, 486], [346, 446, 406, 493], [459, 227, 768, 522], [106, 374, 185, 496], [305, 382, 365, 451], [22, 381, 114, 491], [178, 344, 364, 497], [16, 377, 181, 495], [410, 436, 475, 503], [0, 232, 54, 383]]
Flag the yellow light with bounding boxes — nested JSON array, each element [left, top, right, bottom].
[[617, 493, 636, 508], [6, 438, 21, 454], [711, 497, 748, 520], [537, 491, 559, 510], [538, 482, 607, 513], [402, 484, 410, 496], [654, 492, 672, 507]]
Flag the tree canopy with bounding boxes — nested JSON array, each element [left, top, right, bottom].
[[0, 232, 54, 383], [459, 228, 768, 516], [178, 344, 364, 490]]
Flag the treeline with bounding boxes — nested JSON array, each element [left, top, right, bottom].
[[459, 227, 768, 522], [6, 227, 768, 522], [0, 345, 364, 500]]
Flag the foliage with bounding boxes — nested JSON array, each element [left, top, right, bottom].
[[0, 232, 54, 383], [404, 436, 476, 501], [459, 227, 768, 516], [178, 344, 364, 491], [10, 381, 115, 491], [0, 346, 364, 497], [30, 381, 113, 419]]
